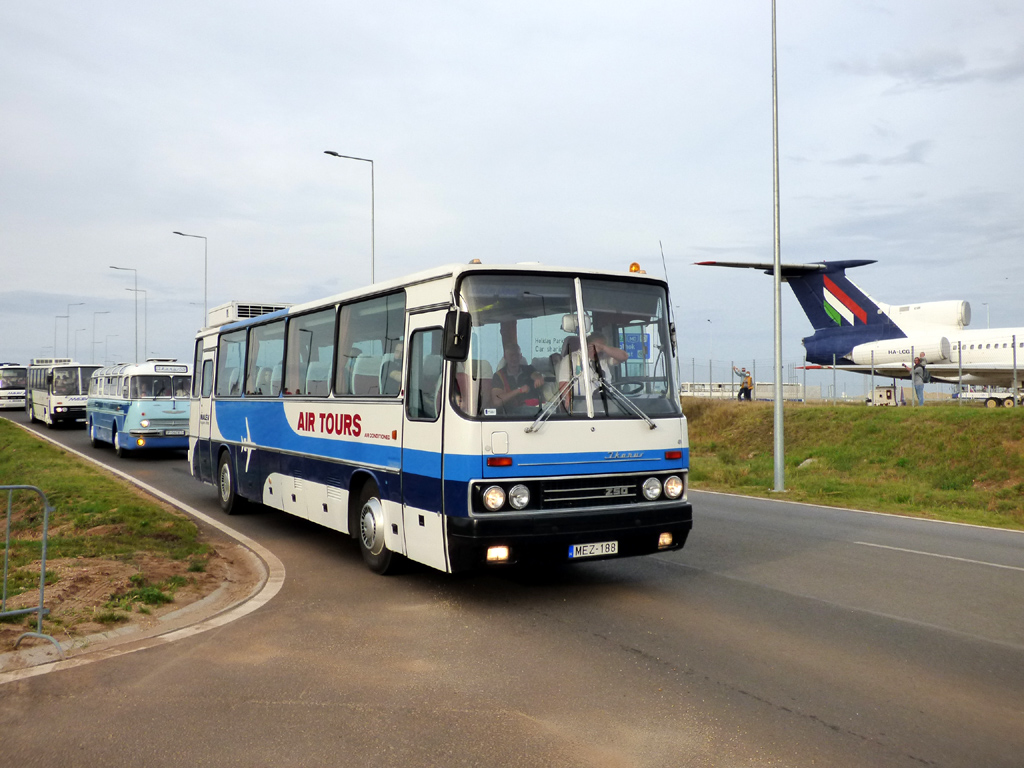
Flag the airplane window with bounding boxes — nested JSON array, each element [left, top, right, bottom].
[[986, 344, 991, 349]]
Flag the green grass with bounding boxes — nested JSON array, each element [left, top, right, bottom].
[[682, 399, 1024, 530], [0, 420, 210, 605]]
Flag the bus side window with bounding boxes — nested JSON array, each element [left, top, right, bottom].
[[335, 291, 405, 398], [216, 330, 247, 397], [407, 329, 443, 422], [285, 308, 336, 397], [201, 360, 214, 398], [246, 319, 285, 397]]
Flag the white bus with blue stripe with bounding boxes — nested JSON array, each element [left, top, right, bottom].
[[26, 358, 100, 427], [189, 262, 692, 574], [87, 360, 192, 456], [0, 364, 27, 410]]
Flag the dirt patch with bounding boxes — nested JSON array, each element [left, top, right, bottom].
[[1, 536, 261, 654]]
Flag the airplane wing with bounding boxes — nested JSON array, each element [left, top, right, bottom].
[[801, 363, 1024, 388], [695, 259, 877, 277]]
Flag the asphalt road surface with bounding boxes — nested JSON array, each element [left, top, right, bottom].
[[2, 410, 1023, 767]]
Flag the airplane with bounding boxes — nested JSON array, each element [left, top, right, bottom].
[[695, 259, 1024, 392]]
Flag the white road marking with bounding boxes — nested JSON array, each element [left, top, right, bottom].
[[855, 541, 1024, 572]]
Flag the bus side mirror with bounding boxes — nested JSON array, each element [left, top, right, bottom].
[[46, 372, 53, 385], [443, 310, 471, 361]]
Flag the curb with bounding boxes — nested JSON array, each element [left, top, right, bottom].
[[0, 422, 286, 685]]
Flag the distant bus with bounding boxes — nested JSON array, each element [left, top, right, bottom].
[[26, 358, 100, 427], [0, 364, 27, 410], [87, 360, 192, 456], [189, 262, 692, 575]]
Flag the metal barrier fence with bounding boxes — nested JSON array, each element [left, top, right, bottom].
[[2, 485, 64, 658]]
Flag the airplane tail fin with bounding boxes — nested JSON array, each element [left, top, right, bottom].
[[695, 259, 885, 332]]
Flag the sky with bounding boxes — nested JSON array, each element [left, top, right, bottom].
[[2, 1, 1022, 397]]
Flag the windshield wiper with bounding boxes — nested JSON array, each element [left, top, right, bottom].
[[597, 376, 657, 429], [524, 374, 581, 433]]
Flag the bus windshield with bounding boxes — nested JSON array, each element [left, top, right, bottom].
[[0, 368, 26, 390], [52, 367, 95, 396], [130, 375, 192, 399], [452, 273, 679, 421]]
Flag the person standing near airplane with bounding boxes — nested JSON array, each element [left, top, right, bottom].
[[733, 365, 753, 401], [905, 354, 928, 405]]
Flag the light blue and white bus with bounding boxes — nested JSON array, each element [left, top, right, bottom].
[[87, 360, 192, 457], [189, 262, 692, 574]]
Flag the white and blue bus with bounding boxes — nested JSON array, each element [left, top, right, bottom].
[[0, 364, 27, 410], [26, 358, 100, 427], [87, 360, 192, 457], [189, 262, 692, 574]]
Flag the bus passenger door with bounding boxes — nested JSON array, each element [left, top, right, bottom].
[[401, 315, 448, 571], [191, 351, 217, 483]]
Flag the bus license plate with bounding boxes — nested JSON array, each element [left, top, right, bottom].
[[164, 430, 186, 436], [568, 541, 618, 559]]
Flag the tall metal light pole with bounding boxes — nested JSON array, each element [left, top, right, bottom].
[[91, 311, 110, 364], [126, 288, 148, 360], [173, 232, 208, 323], [771, 0, 785, 492], [66, 302, 84, 358], [324, 151, 375, 284], [110, 266, 138, 360]]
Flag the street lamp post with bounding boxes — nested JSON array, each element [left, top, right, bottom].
[[110, 266, 138, 360], [324, 151, 375, 284], [92, 311, 110, 364], [173, 232, 208, 323], [126, 289, 148, 360], [66, 302, 84, 358]]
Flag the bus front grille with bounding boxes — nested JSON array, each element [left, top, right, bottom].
[[540, 478, 640, 509]]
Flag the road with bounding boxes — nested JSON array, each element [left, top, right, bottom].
[[2, 409, 1023, 767]]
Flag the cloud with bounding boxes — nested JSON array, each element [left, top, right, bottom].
[[832, 45, 1024, 89], [831, 139, 933, 167]]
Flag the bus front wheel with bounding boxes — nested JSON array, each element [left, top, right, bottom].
[[357, 482, 396, 575], [218, 453, 245, 515]]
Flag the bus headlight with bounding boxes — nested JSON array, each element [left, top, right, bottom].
[[664, 475, 683, 499], [508, 484, 530, 510], [482, 485, 506, 511], [642, 477, 662, 500], [140, 419, 150, 427]]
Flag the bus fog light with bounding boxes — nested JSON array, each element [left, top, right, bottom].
[[136, 438, 146, 447], [508, 484, 530, 510], [664, 475, 683, 499], [658, 532, 674, 549], [642, 477, 662, 500], [482, 485, 506, 511], [486, 545, 510, 562]]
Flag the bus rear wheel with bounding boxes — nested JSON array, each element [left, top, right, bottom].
[[356, 482, 396, 574], [90, 423, 103, 448], [218, 453, 245, 515]]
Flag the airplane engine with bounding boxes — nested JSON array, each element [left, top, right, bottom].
[[850, 336, 951, 365], [891, 300, 971, 330]]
